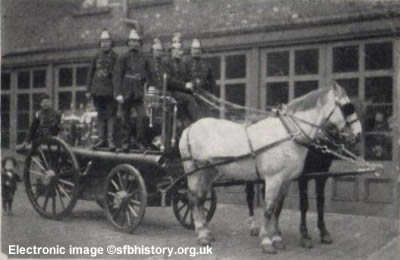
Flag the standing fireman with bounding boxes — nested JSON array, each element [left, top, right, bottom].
[[86, 29, 117, 151], [168, 34, 200, 122], [114, 28, 152, 151]]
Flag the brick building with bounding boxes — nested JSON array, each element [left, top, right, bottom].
[[1, 0, 400, 219]]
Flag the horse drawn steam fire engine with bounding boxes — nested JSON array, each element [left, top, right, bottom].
[[17, 74, 382, 253]]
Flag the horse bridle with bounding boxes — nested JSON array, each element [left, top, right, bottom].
[[287, 98, 357, 147]]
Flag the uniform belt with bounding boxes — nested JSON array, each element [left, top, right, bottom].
[[126, 73, 141, 80]]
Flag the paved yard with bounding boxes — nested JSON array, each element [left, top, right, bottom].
[[1, 184, 399, 259]]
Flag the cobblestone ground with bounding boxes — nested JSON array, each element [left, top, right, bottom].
[[1, 184, 398, 259]]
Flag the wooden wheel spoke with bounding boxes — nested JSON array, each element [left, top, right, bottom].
[[58, 178, 75, 188], [111, 179, 120, 191], [107, 192, 117, 198], [29, 169, 45, 177], [42, 189, 50, 211], [57, 184, 71, 199], [120, 207, 126, 226], [129, 199, 141, 207], [190, 212, 194, 225], [128, 205, 138, 218], [55, 186, 66, 210], [182, 207, 190, 222], [126, 211, 132, 226], [38, 149, 50, 170], [126, 181, 137, 194], [117, 172, 124, 190], [112, 205, 124, 220], [127, 190, 138, 198], [52, 196, 56, 215], [31, 157, 47, 172], [46, 144, 55, 168], [33, 187, 42, 202], [176, 203, 186, 213]]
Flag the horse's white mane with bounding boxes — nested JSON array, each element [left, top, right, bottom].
[[287, 87, 332, 113]]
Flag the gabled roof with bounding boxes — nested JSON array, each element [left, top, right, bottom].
[[2, 0, 400, 57]]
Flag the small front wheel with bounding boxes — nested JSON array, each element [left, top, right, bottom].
[[103, 164, 147, 233], [172, 186, 217, 229]]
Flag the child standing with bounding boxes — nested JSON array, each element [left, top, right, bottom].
[[2, 157, 21, 216]]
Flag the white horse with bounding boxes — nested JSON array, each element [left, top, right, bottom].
[[179, 84, 362, 254]]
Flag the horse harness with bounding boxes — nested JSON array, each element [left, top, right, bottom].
[[181, 110, 311, 181], [158, 99, 354, 193]]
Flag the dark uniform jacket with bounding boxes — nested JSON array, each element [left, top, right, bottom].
[[113, 50, 152, 101], [148, 57, 171, 91], [149, 57, 189, 93], [169, 58, 191, 93], [186, 57, 216, 94], [86, 49, 118, 96], [26, 108, 61, 142]]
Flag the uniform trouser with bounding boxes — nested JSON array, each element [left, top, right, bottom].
[[93, 96, 116, 145], [121, 99, 146, 146], [171, 91, 200, 121]]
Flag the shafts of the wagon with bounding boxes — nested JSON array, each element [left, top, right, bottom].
[[212, 168, 379, 187]]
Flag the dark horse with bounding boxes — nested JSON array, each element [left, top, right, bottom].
[[246, 148, 335, 248]]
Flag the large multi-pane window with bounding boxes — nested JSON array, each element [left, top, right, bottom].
[[262, 47, 321, 108], [56, 65, 89, 112], [1, 72, 11, 148], [262, 42, 394, 162], [331, 41, 394, 161], [15, 68, 48, 144], [204, 52, 248, 120]]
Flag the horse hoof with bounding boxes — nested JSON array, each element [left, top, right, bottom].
[[261, 244, 277, 254], [273, 240, 286, 250], [300, 237, 313, 249], [250, 227, 259, 237], [198, 237, 211, 246], [208, 233, 216, 242], [321, 233, 333, 244]]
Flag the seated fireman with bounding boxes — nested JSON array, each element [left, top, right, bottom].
[[21, 93, 61, 149], [113, 28, 152, 151], [168, 33, 200, 122], [186, 38, 217, 96], [148, 38, 170, 93]]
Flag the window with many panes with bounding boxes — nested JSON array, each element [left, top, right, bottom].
[[56, 65, 89, 113], [331, 41, 394, 161], [1, 72, 11, 148], [15, 69, 48, 144], [204, 52, 248, 121], [262, 47, 321, 109]]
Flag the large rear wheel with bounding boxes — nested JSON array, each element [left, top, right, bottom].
[[24, 137, 81, 220]]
